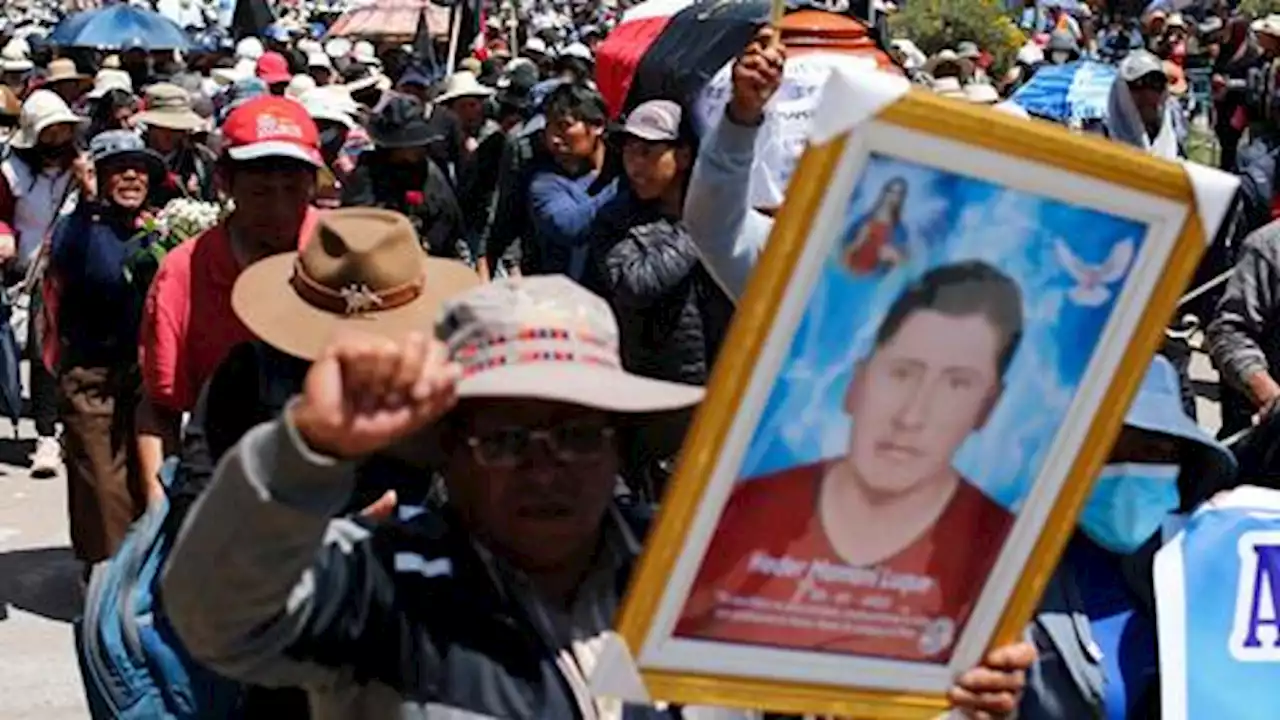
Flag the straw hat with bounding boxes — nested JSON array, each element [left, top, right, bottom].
[[435, 71, 495, 104], [136, 83, 205, 132], [232, 208, 480, 361], [9, 89, 84, 150], [439, 276, 704, 413], [1250, 13, 1280, 37], [44, 58, 88, 86]]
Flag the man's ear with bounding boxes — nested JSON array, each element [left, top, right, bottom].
[[675, 145, 693, 173]]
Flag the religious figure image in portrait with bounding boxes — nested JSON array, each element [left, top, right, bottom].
[[675, 260, 1023, 662], [841, 178, 909, 275]]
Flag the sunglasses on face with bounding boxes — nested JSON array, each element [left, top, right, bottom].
[[465, 422, 616, 468]]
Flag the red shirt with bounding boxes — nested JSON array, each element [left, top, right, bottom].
[[139, 208, 319, 411], [676, 462, 1013, 661]]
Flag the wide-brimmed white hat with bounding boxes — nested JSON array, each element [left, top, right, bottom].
[[1254, 13, 1280, 37], [324, 37, 352, 59], [212, 57, 256, 86], [10, 89, 85, 150], [353, 40, 380, 66], [435, 70, 494, 104], [299, 85, 358, 129], [235, 36, 264, 61], [0, 40, 31, 73], [286, 74, 317, 98], [307, 51, 333, 70], [931, 76, 968, 100], [86, 68, 133, 99]]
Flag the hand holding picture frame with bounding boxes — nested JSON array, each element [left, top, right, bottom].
[[611, 67, 1238, 717]]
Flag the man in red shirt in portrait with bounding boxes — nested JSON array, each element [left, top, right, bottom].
[[135, 96, 323, 500], [678, 260, 1022, 662]]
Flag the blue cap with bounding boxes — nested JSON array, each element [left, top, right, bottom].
[[216, 77, 268, 125], [88, 129, 163, 175]]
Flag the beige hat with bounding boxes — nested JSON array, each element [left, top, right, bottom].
[[964, 83, 1000, 104], [10, 89, 85, 150], [1253, 13, 1280, 37], [931, 76, 968, 100], [44, 58, 89, 86], [101, 54, 122, 69], [86, 68, 133, 100], [136, 83, 204, 132], [435, 71, 494, 104], [286, 74, 317, 99], [439, 276, 704, 413], [233, 208, 480, 361], [458, 57, 482, 75]]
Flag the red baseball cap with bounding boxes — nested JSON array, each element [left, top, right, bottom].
[[255, 51, 292, 85], [221, 95, 322, 167]]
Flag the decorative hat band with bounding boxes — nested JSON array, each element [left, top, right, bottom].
[[290, 261, 424, 316], [454, 327, 619, 376]]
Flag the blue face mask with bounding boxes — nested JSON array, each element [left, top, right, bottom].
[[1078, 463, 1180, 554]]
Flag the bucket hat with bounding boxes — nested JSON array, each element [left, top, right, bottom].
[[368, 95, 437, 149], [86, 68, 133, 100], [439, 276, 704, 413], [232, 208, 479, 360], [9, 89, 84, 150], [137, 83, 205, 131], [286, 74, 317, 98], [435, 70, 495, 104], [88, 129, 164, 184]]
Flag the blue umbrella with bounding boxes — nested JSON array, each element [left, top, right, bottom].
[[49, 5, 190, 51], [1009, 60, 1118, 122]]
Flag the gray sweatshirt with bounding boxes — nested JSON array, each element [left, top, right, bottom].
[[682, 115, 774, 301], [1205, 219, 1280, 399]]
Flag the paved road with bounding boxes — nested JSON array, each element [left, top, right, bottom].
[[0, 415, 88, 720], [0, 348, 1227, 720]]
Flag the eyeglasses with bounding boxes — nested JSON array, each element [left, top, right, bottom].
[[466, 422, 616, 467]]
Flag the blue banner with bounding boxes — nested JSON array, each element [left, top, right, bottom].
[[1155, 487, 1280, 720]]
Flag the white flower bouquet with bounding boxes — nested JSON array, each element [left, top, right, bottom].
[[125, 198, 230, 284]]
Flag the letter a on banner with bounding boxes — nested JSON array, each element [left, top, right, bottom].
[[1231, 532, 1280, 660]]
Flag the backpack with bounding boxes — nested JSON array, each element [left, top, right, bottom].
[[75, 460, 245, 719]]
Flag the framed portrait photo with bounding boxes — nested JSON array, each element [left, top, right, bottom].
[[613, 70, 1237, 718]]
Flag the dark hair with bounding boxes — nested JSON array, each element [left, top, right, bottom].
[[87, 88, 138, 139], [553, 55, 594, 83], [874, 261, 1024, 377], [544, 82, 607, 126]]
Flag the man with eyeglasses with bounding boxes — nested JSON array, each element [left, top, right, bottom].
[[163, 276, 1036, 719]]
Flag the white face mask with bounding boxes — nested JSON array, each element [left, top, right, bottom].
[[1051, 50, 1071, 64]]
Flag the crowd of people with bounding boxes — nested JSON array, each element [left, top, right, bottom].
[[0, 0, 1278, 718]]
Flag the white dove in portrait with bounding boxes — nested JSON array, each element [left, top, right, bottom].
[[1055, 238, 1135, 308]]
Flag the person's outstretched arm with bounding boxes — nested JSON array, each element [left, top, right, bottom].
[[683, 26, 785, 301]]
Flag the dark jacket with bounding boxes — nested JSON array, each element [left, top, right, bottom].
[[590, 194, 732, 387], [151, 141, 219, 206], [341, 151, 469, 262], [161, 413, 682, 720]]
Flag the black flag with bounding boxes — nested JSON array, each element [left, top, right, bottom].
[[412, 7, 441, 80], [231, 0, 275, 40]]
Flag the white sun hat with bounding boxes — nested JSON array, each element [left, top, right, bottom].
[[235, 36, 264, 61], [435, 70, 495, 104], [10, 89, 85, 150], [300, 85, 359, 129]]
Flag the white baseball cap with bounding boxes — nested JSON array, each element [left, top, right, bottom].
[[235, 36, 264, 61]]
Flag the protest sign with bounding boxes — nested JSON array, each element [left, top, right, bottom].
[[1156, 486, 1280, 720]]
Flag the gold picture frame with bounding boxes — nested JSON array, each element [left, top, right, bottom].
[[614, 82, 1228, 718]]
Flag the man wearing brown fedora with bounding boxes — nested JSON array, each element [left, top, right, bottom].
[[164, 275, 1035, 719]]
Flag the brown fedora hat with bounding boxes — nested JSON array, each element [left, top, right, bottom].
[[232, 208, 480, 361]]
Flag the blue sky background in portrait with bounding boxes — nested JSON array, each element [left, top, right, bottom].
[[737, 152, 1148, 510]]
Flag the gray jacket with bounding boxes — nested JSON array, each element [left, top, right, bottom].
[[1206, 219, 1280, 399], [682, 116, 774, 301]]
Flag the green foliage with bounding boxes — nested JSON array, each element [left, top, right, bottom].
[[887, 0, 1027, 76], [1237, 0, 1280, 21]]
